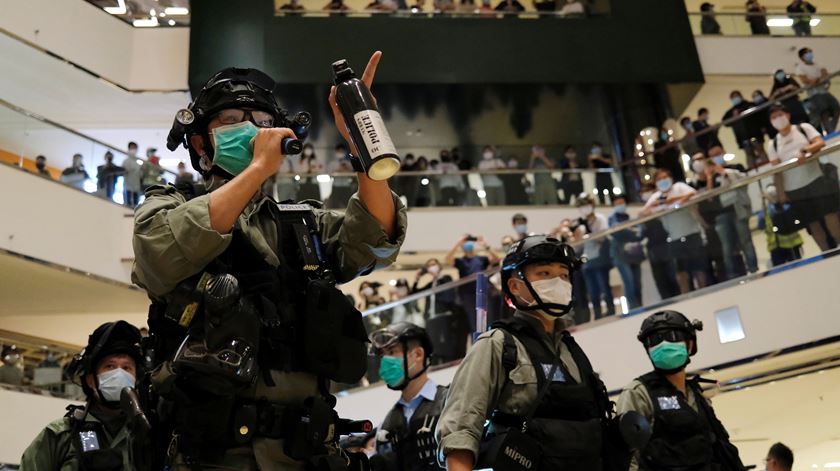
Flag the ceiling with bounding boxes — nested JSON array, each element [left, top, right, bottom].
[[0, 252, 148, 317], [711, 366, 840, 468], [87, 0, 191, 26]]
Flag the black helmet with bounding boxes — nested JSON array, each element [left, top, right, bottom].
[[166, 67, 287, 175], [68, 321, 143, 399], [369, 322, 433, 390], [637, 310, 703, 356], [501, 235, 581, 316]]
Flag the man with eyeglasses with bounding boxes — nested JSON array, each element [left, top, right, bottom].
[[617, 311, 746, 471], [132, 52, 406, 470]]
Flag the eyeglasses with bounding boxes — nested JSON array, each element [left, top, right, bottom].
[[213, 108, 275, 128]]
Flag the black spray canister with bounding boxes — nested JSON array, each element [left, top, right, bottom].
[[332, 59, 401, 181]]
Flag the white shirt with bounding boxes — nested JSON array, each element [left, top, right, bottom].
[[582, 213, 608, 261], [795, 62, 829, 96], [559, 1, 584, 14], [438, 162, 465, 189], [766, 123, 823, 191], [642, 182, 699, 240], [478, 158, 506, 187]]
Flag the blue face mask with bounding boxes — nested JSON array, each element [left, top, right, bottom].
[[804, 51, 814, 62], [591, 146, 602, 155], [775, 72, 786, 82], [649, 341, 689, 371], [378, 356, 406, 388], [614, 204, 627, 214], [97, 368, 136, 402], [752, 94, 765, 104], [463, 241, 476, 252], [211, 121, 259, 176], [731, 96, 743, 106], [712, 155, 726, 166], [514, 224, 528, 235], [656, 178, 673, 193]]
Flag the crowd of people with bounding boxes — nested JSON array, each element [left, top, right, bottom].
[[279, 0, 589, 15], [390, 142, 615, 207], [699, 0, 820, 36]]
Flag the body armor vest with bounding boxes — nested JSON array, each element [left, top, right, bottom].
[[489, 318, 607, 470], [67, 406, 125, 471], [144, 199, 369, 462], [374, 385, 448, 471], [637, 372, 715, 471]]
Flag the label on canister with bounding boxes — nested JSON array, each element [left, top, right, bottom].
[[352, 110, 397, 160]]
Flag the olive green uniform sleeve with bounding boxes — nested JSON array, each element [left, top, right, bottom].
[[132, 186, 233, 297], [435, 330, 506, 460], [617, 379, 653, 471], [315, 191, 407, 284], [20, 418, 72, 471]]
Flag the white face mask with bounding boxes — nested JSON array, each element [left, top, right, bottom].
[[578, 205, 593, 218], [525, 277, 573, 306], [427, 265, 441, 275], [361, 287, 374, 297], [483, 151, 494, 160], [97, 368, 135, 402], [640, 191, 653, 202], [303, 148, 314, 157], [691, 160, 706, 174], [771, 115, 790, 131]]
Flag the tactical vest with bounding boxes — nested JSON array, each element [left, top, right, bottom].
[[144, 199, 369, 462], [374, 385, 448, 471], [637, 372, 714, 471], [489, 318, 608, 470], [67, 406, 126, 471]]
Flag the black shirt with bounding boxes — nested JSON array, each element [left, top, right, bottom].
[[495, 0, 524, 11], [722, 101, 765, 146]]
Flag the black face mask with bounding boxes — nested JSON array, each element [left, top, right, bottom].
[[36, 163, 46, 170]]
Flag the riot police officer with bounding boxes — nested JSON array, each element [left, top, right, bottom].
[[132, 52, 406, 470], [617, 310, 747, 470], [368, 322, 448, 471], [21, 321, 146, 471], [436, 235, 630, 471]]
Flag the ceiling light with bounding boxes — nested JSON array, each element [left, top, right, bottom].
[[168, 19, 176, 26], [150, 8, 157, 16], [810, 18, 821, 26], [104, 0, 127, 14], [133, 17, 159, 27], [824, 464, 840, 469], [767, 18, 793, 27], [723, 153, 735, 161], [159, 12, 166, 17], [164, 7, 190, 15], [477, 190, 487, 198], [316, 174, 332, 183]]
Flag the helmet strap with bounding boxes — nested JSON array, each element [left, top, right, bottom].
[[511, 270, 573, 317], [386, 340, 429, 391]]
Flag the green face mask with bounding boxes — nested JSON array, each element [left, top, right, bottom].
[[649, 341, 689, 371], [378, 355, 406, 388], [211, 121, 259, 176]]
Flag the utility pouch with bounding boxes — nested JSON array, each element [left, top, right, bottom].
[[476, 428, 542, 471], [307, 454, 350, 471], [302, 279, 368, 383], [284, 396, 336, 461]]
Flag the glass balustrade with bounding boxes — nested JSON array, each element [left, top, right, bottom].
[[0, 99, 177, 208], [338, 140, 840, 393], [688, 12, 840, 37]]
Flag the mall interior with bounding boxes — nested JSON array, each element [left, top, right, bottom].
[[1, 0, 840, 469]]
